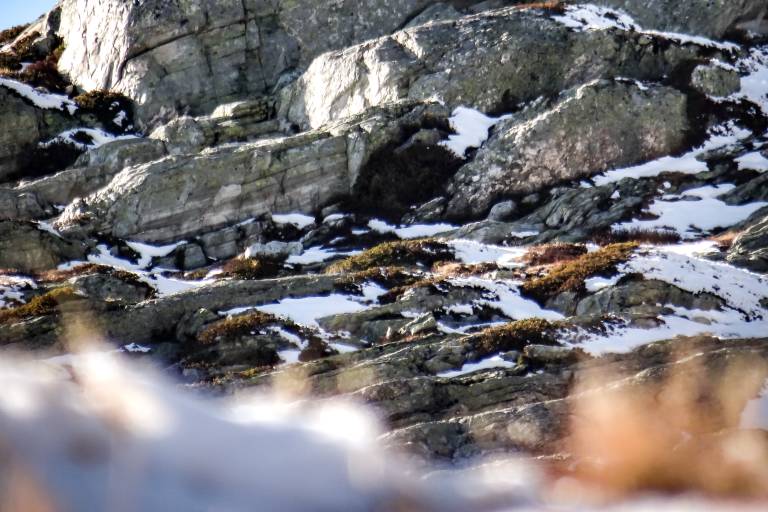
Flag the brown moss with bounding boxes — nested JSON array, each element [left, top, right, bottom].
[[513, 1, 565, 13], [35, 263, 105, 283], [471, 318, 560, 356], [432, 261, 500, 278], [0, 57, 68, 92], [0, 286, 83, 324], [593, 227, 681, 246], [0, 53, 21, 71], [523, 243, 588, 266], [521, 242, 639, 303], [8, 31, 40, 61], [0, 24, 30, 46], [198, 311, 282, 345], [220, 258, 281, 280], [325, 239, 454, 274]]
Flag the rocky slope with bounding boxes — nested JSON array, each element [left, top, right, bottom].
[[2, 0, 768, 507]]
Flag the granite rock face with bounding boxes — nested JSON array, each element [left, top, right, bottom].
[[445, 80, 689, 218], [279, 8, 707, 130], [54, 0, 476, 127]]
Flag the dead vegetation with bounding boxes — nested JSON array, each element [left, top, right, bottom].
[[523, 243, 588, 266], [470, 318, 561, 356], [0, 287, 83, 324], [592, 227, 681, 246], [521, 242, 638, 303], [325, 239, 454, 274]]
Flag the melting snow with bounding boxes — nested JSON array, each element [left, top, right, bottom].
[[286, 246, 359, 265], [614, 185, 767, 238], [449, 277, 564, 321], [593, 123, 751, 185], [367, 219, 456, 239], [272, 213, 315, 229], [736, 151, 768, 172], [41, 128, 138, 150], [0, 77, 78, 114], [739, 46, 768, 114], [448, 240, 527, 267], [440, 106, 511, 157], [0, 275, 37, 308], [552, 4, 739, 51], [438, 355, 515, 378]]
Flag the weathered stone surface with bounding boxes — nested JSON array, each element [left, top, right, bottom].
[[691, 63, 742, 97], [0, 220, 86, 273], [728, 213, 768, 272], [281, 7, 707, 130], [68, 272, 154, 304], [55, 132, 350, 243], [446, 81, 689, 218], [0, 87, 78, 183], [54, 0, 471, 126], [577, 0, 767, 38]]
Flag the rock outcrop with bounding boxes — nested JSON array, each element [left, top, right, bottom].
[[445, 80, 689, 218]]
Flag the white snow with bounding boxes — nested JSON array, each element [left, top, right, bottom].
[[593, 123, 751, 186], [0, 77, 78, 114], [621, 246, 768, 316], [448, 240, 527, 267], [449, 277, 565, 322], [552, 4, 739, 51], [567, 244, 768, 355], [739, 46, 768, 114], [80, 243, 212, 297], [0, 275, 37, 308], [614, 185, 767, 238], [438, 355, 516, 378], [286, 246, 359, 265], [225, 295, 369, 328], [125, 240, 187, 269], [271, 213, 315, 229], [367, 219, 456, 239], [736, 150, 768, 172], [41, 128, 138, 150], [584, 275, 622, 292], [440, 107, 511, 158]]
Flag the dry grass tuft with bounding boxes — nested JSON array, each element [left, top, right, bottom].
[[471, 318, 560, 356], [0, 287, 83, 324], [521, 242, 638, 303], [220, 258, 281, 280], [523, 243, 588, 266], [325, 239, 454, 274], [593, 227, 681, 246]]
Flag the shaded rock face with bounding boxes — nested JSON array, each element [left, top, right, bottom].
[[0, 87, 78, 182], [446, 80, 689, 218], [0, 220, 85, 273], [55, 0, 474, 127], [280, 8, 707, 130]]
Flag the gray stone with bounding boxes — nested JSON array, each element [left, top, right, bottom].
[[486, 200, 518, 222], [691, 63, 742, 97], [446, 81, 689, 218], [0, 220, 86, 273], [68, 272, 153, 304], [54, 0, 464, 127], [281, 7, 708, 130], [244, 241, 303, 261]]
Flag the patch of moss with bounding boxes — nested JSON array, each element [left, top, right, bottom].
[[472, 318, 560, 356], [325, 239, 454, 274], [74, 90, 134, 132], [0, 53, 21, 71], [220, 258, 281, 280], [0, 24, 29, 46], [523, 243, 588, 266], [432, 261, 500, 278], [0, 286, 83, 324], [198, 311, 282, 345], [521, 242, 638, 303]]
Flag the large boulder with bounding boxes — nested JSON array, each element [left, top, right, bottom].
[[0, 220, 86, 273], [445, 80, 689, 218], [0, 86, 78, 183], [280, 7, 708, 130], [54, 0, 476, 126]]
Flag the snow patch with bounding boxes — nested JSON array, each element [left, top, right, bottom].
[[0, 77, 78, 114], [440, 107, 511, 158], [367, 219, 456, 239], [272, 213, 315, 229], [438, 355, 515, 378], [41, 128, 138, 150]]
